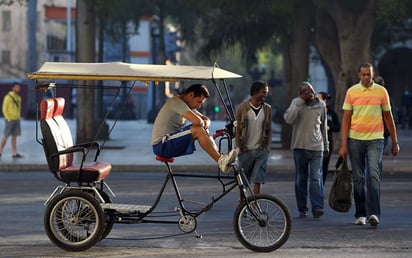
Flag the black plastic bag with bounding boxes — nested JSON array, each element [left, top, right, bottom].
[[328, 156, 352, 212]]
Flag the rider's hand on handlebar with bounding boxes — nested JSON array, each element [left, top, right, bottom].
[[213, 129, 225, 139]]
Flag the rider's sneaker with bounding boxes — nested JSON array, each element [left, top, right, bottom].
[[218, 148, 238, 173]]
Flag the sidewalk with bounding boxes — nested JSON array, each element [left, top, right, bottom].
[[0, 118, 411, 173]]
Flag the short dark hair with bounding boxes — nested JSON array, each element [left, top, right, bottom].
[[317, 91, 331, 101], [185, 84, 210, 98], [11, 82, 21, 90], [358, 62, 373, 72], [299, 81, 313, 93], [250, 80, 268, 96]]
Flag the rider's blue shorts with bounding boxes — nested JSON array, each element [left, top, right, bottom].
[[152, 125, 196, 158]]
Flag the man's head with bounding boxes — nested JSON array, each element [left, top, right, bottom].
[[358, 62, 374, 87], [182, 84, 210, 109], [11, 82, 21, 93], [250, 80, 269, 104], [299, 81, 315, 103], [316, 91, 331, 103]]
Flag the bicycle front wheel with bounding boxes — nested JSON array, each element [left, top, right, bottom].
[[233, 193, 292, 252]]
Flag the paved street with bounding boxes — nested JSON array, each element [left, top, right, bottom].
[[0, 171, 411, 257]]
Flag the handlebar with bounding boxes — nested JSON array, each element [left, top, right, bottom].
[[213, 129, 225, 139], [213, 122, 236, 139]]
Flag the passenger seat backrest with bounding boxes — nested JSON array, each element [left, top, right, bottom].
[[53, 97, 74, 148], [40, 99, 60, 172], [40, 98, 55, 120], [40, 98, 74, 172], [53, 97, 74, 167]]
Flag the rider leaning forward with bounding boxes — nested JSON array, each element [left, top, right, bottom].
[[151, 83, 238, 173]]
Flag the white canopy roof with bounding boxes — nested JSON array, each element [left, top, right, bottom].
[[27, 62, 242, 82]]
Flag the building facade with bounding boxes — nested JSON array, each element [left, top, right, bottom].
[[0, 0, 157, 119]]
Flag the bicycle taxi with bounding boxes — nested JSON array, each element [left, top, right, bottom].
[[27, 62, 292, 252]]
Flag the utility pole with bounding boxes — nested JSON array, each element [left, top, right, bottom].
[[25, 0, 37, 119], [147, 17, 160, 123]]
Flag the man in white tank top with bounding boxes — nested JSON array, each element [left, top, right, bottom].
[[236, 81, 272, 194]]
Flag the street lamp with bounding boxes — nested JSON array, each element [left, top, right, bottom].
[[147, 17, 160, 123]]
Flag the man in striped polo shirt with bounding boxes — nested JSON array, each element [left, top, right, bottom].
[[339, 62, 399, 227]]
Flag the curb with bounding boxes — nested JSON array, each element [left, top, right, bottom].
[[0, 163, 409, 174]]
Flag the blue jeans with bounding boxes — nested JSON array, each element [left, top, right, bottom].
[[238, 149, 268, 184], [293, 149, 324, 213], [348, 139, 384, 218]]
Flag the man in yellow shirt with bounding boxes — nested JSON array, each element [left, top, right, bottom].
[[339, 63, 399, 227], [0, 82, 23, 158]]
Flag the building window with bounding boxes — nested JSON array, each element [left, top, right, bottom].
[[47, 35, 66, 51], [2, 50, 11, 65], [2, 10, 11, 32]]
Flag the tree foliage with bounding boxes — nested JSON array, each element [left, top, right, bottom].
[[95, 0, 149, 38], [372, 0, 412, 56], [71, 0, 412, 146], [169, 0, 295, 66], [167, 0, 412, 147]]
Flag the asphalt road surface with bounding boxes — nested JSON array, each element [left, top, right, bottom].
[[0, 171, 411, 258]]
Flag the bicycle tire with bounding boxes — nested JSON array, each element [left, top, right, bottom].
[[96, 190, 114, 241], [233, 193, 292, 252], [44, 190, 104, 251]]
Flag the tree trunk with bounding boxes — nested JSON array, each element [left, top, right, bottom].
[[281, 3, 314, 149], [318, 0, 376, 118], [313, 0, 376, 153], [314, 9, 341, 105], [76, 0, 96, 144]]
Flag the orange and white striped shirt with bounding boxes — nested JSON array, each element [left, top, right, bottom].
[[342, 83, 391, 140]]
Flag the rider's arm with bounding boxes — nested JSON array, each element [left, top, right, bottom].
[[194, 110, 211, 129], [183, 110, 205, 128]]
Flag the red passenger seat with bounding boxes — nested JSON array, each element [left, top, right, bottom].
[[40, 98, 111, 183]]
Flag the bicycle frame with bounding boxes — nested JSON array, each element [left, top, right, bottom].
[[105, 131, 253, 225]]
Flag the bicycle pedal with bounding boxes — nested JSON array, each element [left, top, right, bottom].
[[194, 230, 203, 239]]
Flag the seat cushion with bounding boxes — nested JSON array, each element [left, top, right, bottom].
[[60, 161, 112, 182]]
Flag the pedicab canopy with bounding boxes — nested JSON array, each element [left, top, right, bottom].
[[27, 62, 242, 82]]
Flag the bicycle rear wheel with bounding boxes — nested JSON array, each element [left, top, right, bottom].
[[233, 193, 292, 252], [97, 190, 114, 240], [44, 190, 104, 251]]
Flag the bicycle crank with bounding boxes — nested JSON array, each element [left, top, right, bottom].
[[178, 215, 197, 233]]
